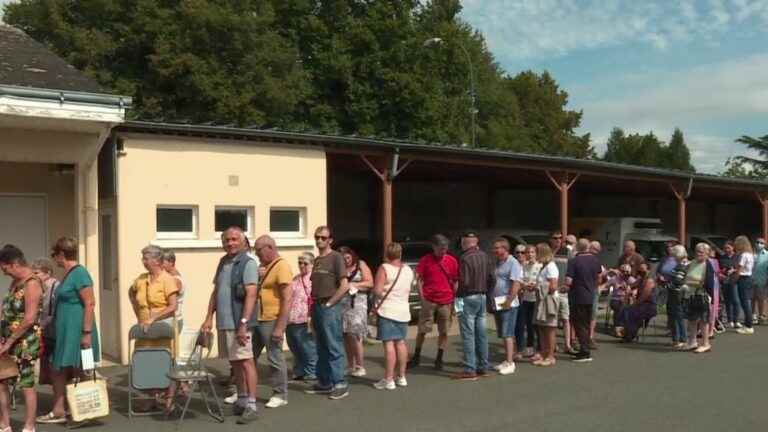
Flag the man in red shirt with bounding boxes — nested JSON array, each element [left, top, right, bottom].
[[407, 234, 459, 371]]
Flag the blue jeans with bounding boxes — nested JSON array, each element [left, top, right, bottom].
[[285, 323, 317, 379], [723, 282, 741, 324], [515, 301, 536, 349], [311, 303, 347, 389], [457, 294, 489, 373], [737, 276, 754, 328], [667, 295, 687, 343]]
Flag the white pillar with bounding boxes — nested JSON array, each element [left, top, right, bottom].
[[76, 160, 102, 355]]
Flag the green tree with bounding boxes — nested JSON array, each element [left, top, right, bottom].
[[4, 0, 593, 157], [721, 157, 768, 180], [602, 127, 695, 171], [664, 128, 695, 172], [732, 134, 768, 172]]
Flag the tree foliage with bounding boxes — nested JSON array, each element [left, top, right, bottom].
[[721, 157, 768, 180], [602, 127, 695, 172], [732, 134, 768, 171], [4, 0, 593, 157]]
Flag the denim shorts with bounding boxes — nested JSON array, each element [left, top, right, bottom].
[[494, 307, 519, 339], [377, 316, 408, 341]]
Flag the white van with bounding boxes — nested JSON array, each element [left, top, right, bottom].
[[570, 218, 677, 269]]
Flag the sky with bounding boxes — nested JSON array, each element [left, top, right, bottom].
[[460, 0, 768, 173]]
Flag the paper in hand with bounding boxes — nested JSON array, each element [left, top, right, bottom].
[[81, 348, 95, 371]]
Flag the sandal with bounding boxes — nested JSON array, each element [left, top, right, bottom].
[[36, 412, 67, 425], [693, 345, 712, 354]]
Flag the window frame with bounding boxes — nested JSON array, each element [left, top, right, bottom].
[[156, 205, 198, 240], [214, 206, 254, 238], [269, 207, 306, 239]]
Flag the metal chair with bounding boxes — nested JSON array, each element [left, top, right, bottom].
[[166, 330, 224, 427], [128, 322, 175, 418]]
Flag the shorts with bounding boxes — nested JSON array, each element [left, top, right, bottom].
[[754, 282, 768, 301], [558, 293, 570, 320], [377, 316, 408, 341], [494, 307, 519, 338], [418, 299, 453, 334], [217, 329, 254, 361]]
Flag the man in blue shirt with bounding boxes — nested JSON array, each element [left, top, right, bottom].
[[490, 238, 522, 376]]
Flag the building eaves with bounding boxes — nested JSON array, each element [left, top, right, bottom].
[[116, 120, 768, 191]]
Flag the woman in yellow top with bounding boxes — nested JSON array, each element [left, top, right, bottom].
[[128, 245, 179, 412]]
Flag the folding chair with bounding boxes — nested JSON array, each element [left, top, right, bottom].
[[128, 322, 175, 418], [166, 330, 224, 427]]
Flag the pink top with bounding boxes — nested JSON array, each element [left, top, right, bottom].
[[289, 273, 313, 324]]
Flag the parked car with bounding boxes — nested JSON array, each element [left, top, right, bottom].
[[445, 229, 552, 257], [687, 233, 729, 258], [335, 238, 433, 321]]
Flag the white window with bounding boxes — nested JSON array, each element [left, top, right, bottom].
[[156, 206, 198, 239], [215, 206, 253, 236], [270, 207, 305, 238]]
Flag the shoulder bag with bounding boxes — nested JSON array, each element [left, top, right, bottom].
[[369, 265, 404, 325]]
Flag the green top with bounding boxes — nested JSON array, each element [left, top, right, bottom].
[[52, 266, 100, 370], [684, 260, 707, 297]]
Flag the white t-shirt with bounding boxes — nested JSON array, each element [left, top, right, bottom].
[[739, 252, 755, 276], [537, 261, 559, 298], [377, 263, 414, 323]]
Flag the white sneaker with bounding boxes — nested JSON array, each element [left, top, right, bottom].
[[735, 322, 744, 329], [492, 362, 506, 371], [265, 395, 288, 408], [373, 379, 396, 390], [395, 376, 408, 387], [737, 327, 755, 335], [499, 361, 516, 376], [350, 366, 367, 377], [223, 393, 238, 405], [728, 322, 735, 329]]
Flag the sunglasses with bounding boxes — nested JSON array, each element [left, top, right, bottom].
[[314, 235, 329, 241], [298, 261, 309, 266], [551, 236, 562, 240]]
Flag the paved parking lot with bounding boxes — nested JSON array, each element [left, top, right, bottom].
[[16, 319, 768, 432]]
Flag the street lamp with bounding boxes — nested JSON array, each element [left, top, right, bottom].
[[424, 37, 478, 148]]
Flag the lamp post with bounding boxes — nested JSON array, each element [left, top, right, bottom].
[[424, 37, 477, 148]]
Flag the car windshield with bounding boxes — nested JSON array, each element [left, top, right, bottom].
[[708, 236, 728, 251], [521, 235, 550, 246], [403, 244, 433, 263], [633, 240, 668, 263]]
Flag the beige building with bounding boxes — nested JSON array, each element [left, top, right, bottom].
[[104, 129, 326, 363]]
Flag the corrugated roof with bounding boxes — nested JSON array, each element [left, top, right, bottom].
[[116, 120, 768, 191], [0, 24, 104, 93]]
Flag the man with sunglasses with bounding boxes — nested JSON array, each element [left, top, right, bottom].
[[305, 226, 350, 400]]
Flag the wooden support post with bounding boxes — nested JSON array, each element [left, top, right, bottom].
[[545, 171, 579, 237], [670, 183, 691, 244], [360, 154, 412, 257], [756, 192, 768, 241]]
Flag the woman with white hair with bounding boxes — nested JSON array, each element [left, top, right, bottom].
[[128, 244, 179, 411], [663, 244, 689, 349], [683, 243, 717, 352], [286, 252, 318, 381]]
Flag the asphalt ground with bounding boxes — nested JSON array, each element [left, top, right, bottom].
[[13, 317, 768, 432]]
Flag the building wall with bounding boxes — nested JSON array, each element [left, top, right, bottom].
[[113, 134, 327, 363], [0, 162, 76, 258]]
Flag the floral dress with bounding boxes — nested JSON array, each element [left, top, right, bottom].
[[1, 275, 43, 388]]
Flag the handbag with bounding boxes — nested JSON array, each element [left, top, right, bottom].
[[66, 371, 110, 422], [369, 265, 404, 325], [0, 356, 18, 381]]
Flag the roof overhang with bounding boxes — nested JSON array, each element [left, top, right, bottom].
[[115, 120, 768, 195], [0, 84, 131, 124]]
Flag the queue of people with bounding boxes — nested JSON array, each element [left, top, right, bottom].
[[1, 227, 765, 428]]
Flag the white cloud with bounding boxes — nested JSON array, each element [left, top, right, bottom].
[[461, 0, 768, 61], [582, 53, 768, 173]]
